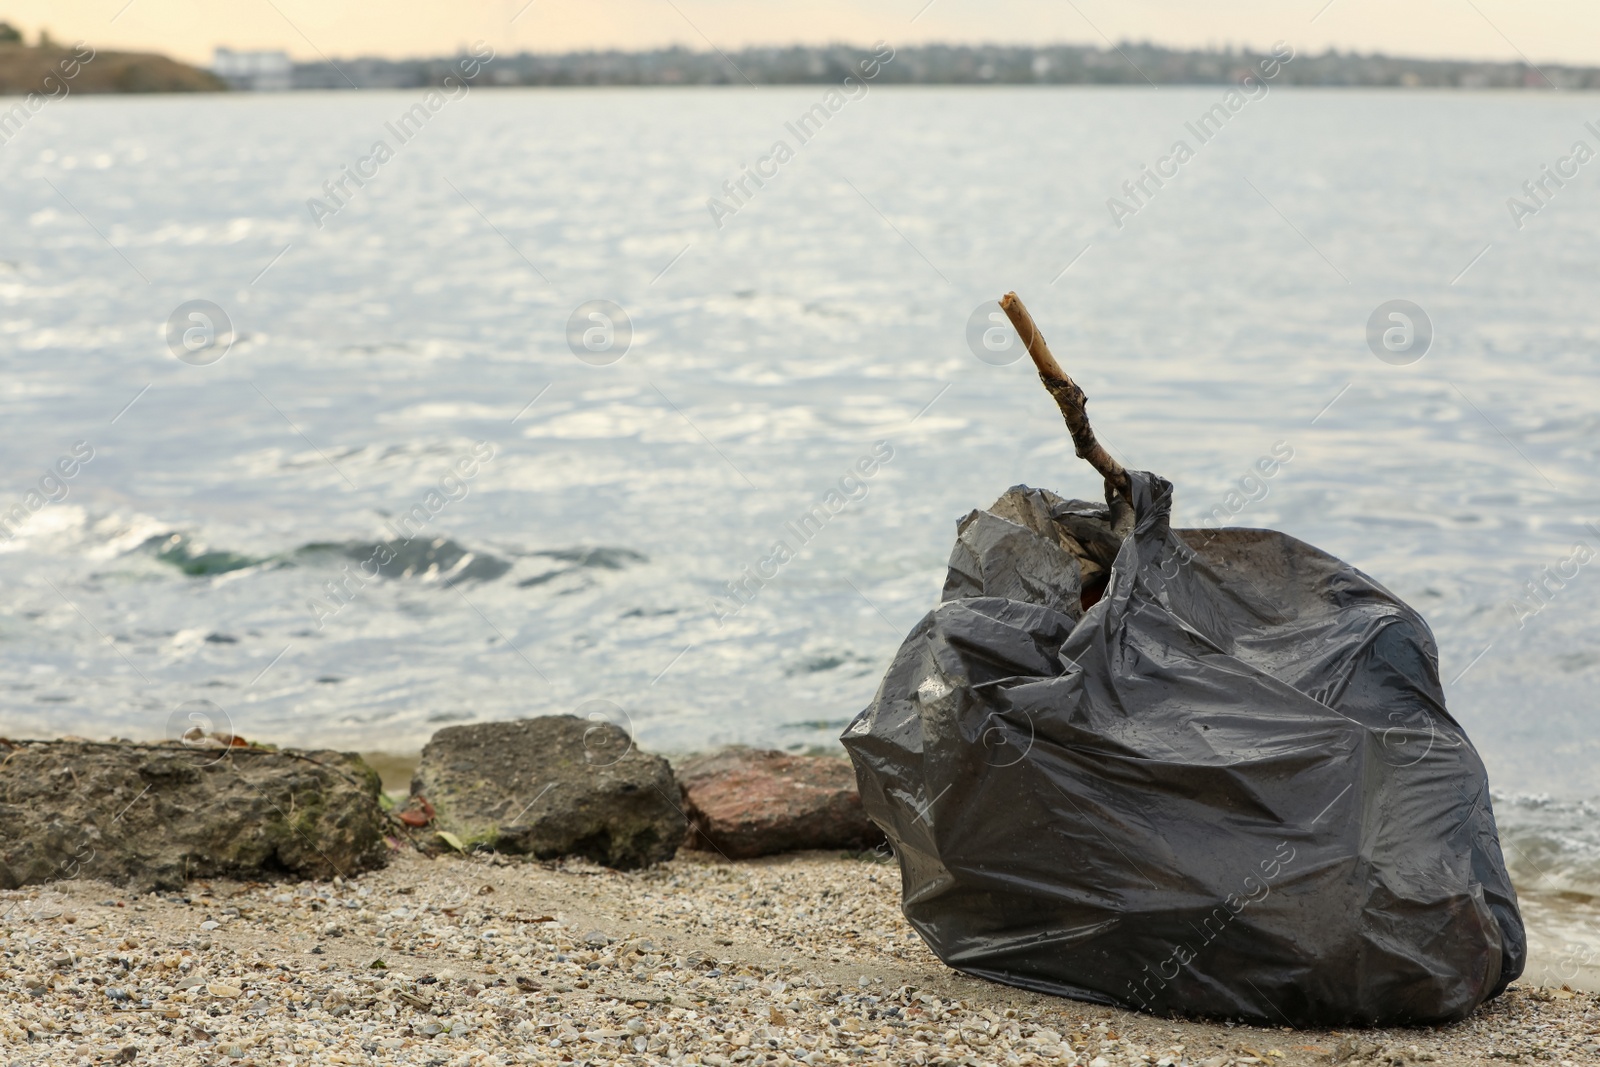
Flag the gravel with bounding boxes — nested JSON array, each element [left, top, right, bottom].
[[1, 849, 1595, 1066]]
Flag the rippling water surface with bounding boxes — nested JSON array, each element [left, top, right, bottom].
[[2, 86, 1599, 914]]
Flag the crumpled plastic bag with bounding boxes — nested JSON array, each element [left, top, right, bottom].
[[842, 470, 1524, 1027]]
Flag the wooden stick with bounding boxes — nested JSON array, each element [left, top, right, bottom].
[[999, 291, 1131, 502]]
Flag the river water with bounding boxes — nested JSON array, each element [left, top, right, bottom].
[[2, 85, 1598, 977]]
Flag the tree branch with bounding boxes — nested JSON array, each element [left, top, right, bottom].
[[999, 291, 1130, 502]]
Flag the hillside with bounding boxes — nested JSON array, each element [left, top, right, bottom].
[[0, 39, 225, 94]]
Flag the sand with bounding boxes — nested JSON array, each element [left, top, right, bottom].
[[2, 848, 1596, 1067]]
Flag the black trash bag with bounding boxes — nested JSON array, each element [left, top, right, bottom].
[[841, 471, 1524, 1028]]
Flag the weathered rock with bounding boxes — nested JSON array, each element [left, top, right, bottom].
[[410, 716, 685, 869], [677, 747, 885, 859], [0, 740, 388, 892]]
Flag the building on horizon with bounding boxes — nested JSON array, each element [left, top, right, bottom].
[[212, 48, 292, 91]]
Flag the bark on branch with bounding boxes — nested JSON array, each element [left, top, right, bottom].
[[999, 291, 1131, 502]]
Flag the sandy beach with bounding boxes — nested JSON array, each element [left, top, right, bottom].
[[3, 848, 1596, 1067]]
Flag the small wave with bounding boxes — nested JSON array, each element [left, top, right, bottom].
[[516, 546, 647, 589], [534, 547, 648, 569], [1494, 792, 1600, 899], [135, 532, 511, 583], [783, 718, 853, 731], [297, 538, 511, 583], [141, 533, 262, 576], [0, 504, 88, 555], [784, 652, 875, 677]]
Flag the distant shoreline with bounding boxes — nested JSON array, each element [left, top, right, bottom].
[[8, 83, 1599, 102], [4, 39, 1599, 95]]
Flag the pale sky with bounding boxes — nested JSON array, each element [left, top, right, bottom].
[[7, 0, 1600, 68]]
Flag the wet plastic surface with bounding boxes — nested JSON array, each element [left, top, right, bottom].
[[842, 471, 1525, 1027]]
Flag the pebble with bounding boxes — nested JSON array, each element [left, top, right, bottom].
[[207, 983, 242, 998]]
